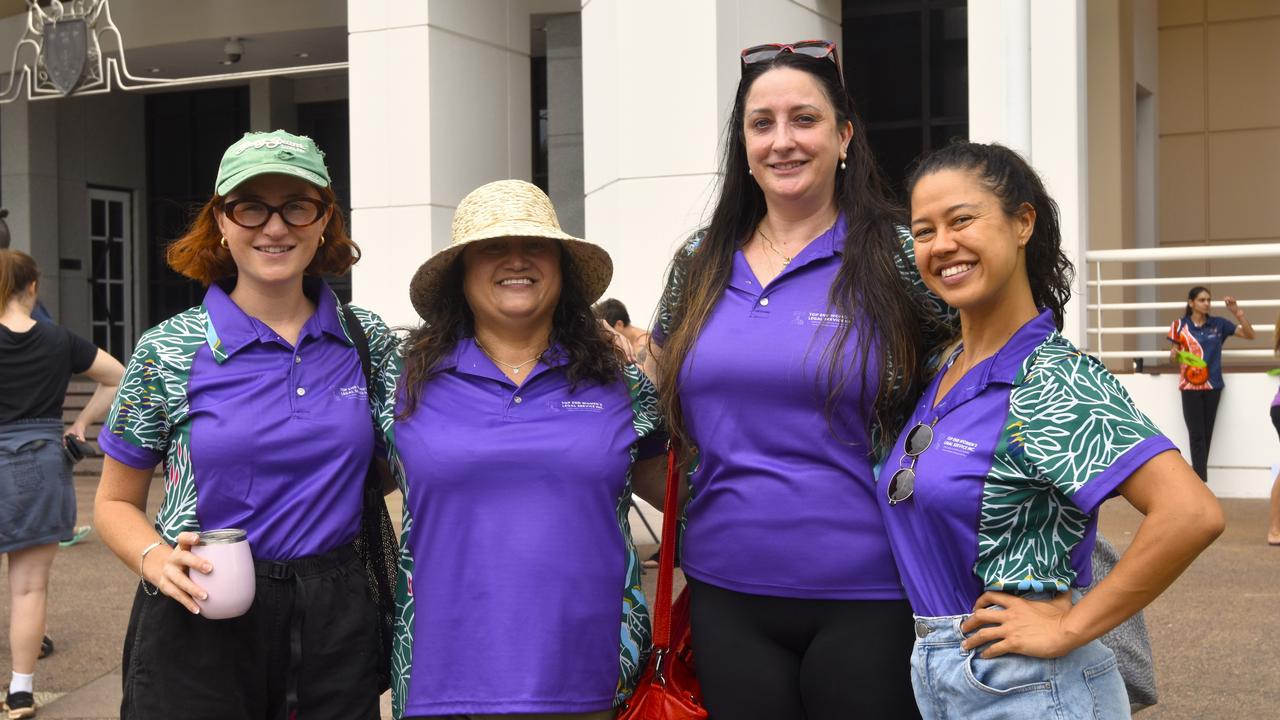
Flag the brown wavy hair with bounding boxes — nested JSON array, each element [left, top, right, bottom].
[[0, 249, 39, 308], [399, 248, 624, 419], [166, 185, 359, 284]]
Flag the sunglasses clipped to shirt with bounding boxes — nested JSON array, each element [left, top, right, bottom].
[[739, 39, 844, 85], [886, 419, 936, 506]]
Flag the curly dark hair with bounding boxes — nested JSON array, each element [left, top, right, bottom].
[[657, 50, 932, 456], [399, 246, 624, 418], [907, 142, 1075, 330]]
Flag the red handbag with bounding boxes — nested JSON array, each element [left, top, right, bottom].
[[619, 446, 708, 720]]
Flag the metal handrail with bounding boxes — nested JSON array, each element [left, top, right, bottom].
[[1083, 242, 1280, 366]]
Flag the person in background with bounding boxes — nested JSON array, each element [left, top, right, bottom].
[[1, 249, 124, 719], [649, 39, 951, 719], [1269, 312, 1280, 546], [889, 141, 1223, 719], [592, 298, 653, 373], [93, 130, 395, 720], [0, 212, 52, 324], [1166, 285, 1256, 481], [381, 179, 666, 719]]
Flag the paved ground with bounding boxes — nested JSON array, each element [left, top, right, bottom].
[[0, 476, 1274, 719]]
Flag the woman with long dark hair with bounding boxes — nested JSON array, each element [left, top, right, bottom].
[[884, 142, 1222, 718], [1166, 286, 1256, 481], [649, 41, 948, 718], [380, 180, 666, 719]]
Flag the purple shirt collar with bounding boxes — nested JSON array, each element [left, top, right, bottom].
[[436, 338, 570, 384], [931, 309, 1057, 418], [203, 277, 351, 363], [726, 215, 846, 293]]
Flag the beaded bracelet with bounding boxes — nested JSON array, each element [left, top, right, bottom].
[[139, 540, 163, 596]]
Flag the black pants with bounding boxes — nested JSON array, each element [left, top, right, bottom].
[[1271, 405, 1280, 442], [687, 576, 920, 720], [1181, 389, 1223, 481], [121, 545, 380, 720]]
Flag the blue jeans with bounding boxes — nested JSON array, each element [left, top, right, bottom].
[[910, 613, 1130, 720]]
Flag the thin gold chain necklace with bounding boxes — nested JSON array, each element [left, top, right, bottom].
[[756, 227, 793, 267], [475, 340, 545, 375]]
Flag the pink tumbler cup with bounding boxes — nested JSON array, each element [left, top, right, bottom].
[[190, 528, 255, 619]]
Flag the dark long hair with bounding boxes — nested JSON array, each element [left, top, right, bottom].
[[907, 142, 1074, 330], [657, 51, 928, 456], [1183, 286, 1209, 318], [399, 247, 623, 417]]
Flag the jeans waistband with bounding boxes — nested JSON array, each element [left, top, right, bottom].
[[254, 543, 357, 580], [913, 591, 1070, 642], [912, 614, 969, 644]]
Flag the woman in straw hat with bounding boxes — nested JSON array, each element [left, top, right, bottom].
[[94, 130, 396, 720], [376, 179, 666, 720]]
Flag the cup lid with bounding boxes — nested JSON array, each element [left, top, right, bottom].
[[198, 528, 247, 544]]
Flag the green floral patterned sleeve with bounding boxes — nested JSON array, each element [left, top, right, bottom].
[[653, 231, 703, 343], [1005, 337, 1171, 509]]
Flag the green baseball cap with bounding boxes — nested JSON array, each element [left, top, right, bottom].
[[214, 130, 331, 196]]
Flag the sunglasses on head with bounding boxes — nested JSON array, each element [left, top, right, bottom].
[[739, 40, 843, 84], [887, 419, 935, 505]]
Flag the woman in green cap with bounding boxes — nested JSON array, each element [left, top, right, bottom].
[[94, 130, 396, 720]]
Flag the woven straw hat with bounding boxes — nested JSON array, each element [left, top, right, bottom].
[[409, 180, 612, 320]]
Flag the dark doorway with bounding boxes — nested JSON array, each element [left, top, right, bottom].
[[144, 86, 250, 326], [843, 1, 968, 200]]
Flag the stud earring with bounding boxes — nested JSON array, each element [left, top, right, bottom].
[[320, 235, 326, 247], [220, 237, 229, 249], [748, 168, 753, 176]]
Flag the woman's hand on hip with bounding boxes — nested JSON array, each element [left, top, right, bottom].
[[959, 590, 1077, 659], [152, 531, 213, 614]]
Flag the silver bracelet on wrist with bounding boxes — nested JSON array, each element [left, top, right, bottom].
[[139, 540, 163, 596]]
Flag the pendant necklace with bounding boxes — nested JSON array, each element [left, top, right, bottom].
[[475, 340, 544, 375], [757, 227, 793, 268]]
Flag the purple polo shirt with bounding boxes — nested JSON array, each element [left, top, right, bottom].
[[394, 341, 660, 716], [663, 218, 903, 600], [100, 280, 374, 561], [876, 310, 1176, 617]]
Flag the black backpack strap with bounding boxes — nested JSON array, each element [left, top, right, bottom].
[[341, 304, 379, 495], [342, 304, 373, 383]]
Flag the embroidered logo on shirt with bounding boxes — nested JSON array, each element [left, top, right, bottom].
[[939, 435, 978, 456], [559, 400, 604, 412], [332, 385, 368, 400], [792, 311, 851, 328]]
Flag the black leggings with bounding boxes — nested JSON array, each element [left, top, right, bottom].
[[1272, 405, 1280, 442], [1181, 389, 1223, 481], [687, 576, 919, 720]]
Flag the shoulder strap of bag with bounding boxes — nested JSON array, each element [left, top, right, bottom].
[[652, 443, 683, 650], [341, 304, 380, 494]]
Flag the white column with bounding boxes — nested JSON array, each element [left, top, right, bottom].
[[0, 97, 61, 317], [347, 0, 533, 328], [249, 77, 298, 133], [968, 0, 1088, 345], [581, 0, 839, 326], [545, 13, 584, 238]]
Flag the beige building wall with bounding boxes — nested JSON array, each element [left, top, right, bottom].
[[1087, 0, 1139, 365], [1157, 0, 1280, 364]]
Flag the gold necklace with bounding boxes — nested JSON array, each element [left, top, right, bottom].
[[756, 227, 793, 267], [475, 340, 545, 375]]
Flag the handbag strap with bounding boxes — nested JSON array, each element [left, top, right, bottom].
[[341, 304, 381, 494], [651, 443, 683, 651]]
